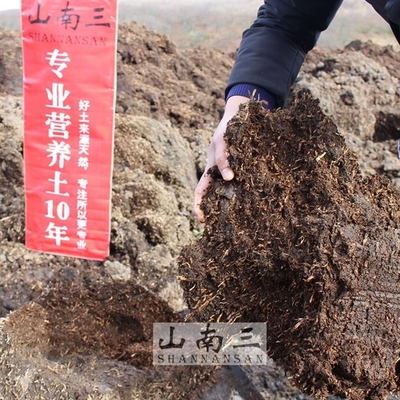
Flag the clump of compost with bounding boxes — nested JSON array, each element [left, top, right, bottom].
[[2, 273, 215, 400], [179, 95, 400, 399], [26, 274, 181, 367]]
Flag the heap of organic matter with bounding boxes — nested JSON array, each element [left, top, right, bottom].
[[1, 274, 215, 400], [179, 95, 400, 399]]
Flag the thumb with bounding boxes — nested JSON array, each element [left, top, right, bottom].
[[193, 173, 212, 223]]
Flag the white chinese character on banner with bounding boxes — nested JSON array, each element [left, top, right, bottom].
[[77, 230, 87, 240], [46, 170, 70, 196], [77, 189, 88, 200], [77, 178, 88, 189], [79, 111, 89, 123], [45, 112, 71, 139], [79, 133, 90, 144], [77, 210, 87, 220], [46, 49, 71, 78], [78, 157, 89, 170], [78, 100, 90, 111], [47, 140, 71, 168], [77, 199, 88, 210], [77, 219, 87, 230], [45, 222, 69, 245], [77, 239, 87, 250], [79, 124, 90, 134], [78, 143, 89, 155], [46, 83, 71, 109]]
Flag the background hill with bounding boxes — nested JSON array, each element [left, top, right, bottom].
[[0, 0, 397, 51]]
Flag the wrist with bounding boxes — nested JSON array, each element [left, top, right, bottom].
[[226, 84, 276, 110], [223, 95, 250, 120]]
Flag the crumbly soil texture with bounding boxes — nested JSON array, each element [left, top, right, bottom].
[[179, 96, 400, 400]]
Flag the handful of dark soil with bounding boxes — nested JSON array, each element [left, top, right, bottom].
[[178, 95, 400, 399]]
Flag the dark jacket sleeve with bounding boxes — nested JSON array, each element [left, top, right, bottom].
[[226, 0, 344, 106]]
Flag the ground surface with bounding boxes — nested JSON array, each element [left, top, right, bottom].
[[0, 22, 400, 399]]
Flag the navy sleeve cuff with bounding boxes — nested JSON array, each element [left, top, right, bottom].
[[226, 83, 276, 110]]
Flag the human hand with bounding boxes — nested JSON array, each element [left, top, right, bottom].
[[193, 95, 249, 223]]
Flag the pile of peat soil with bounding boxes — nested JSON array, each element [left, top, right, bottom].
[[0, 273, 215, 400], [179, 95, 400, 399]]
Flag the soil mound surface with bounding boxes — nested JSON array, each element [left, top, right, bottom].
[[179, 96, 400, 399], [0, 276, 213, 400]]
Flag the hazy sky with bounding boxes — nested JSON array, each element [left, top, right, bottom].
[[0, 0, 21, 12]]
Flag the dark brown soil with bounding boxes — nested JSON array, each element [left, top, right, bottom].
[[34, 275, 180, 367], [3, 274, 218, 400], [179, 95, 400, 399]]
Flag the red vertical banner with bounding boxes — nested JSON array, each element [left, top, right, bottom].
[[21, 0, 118, 260]]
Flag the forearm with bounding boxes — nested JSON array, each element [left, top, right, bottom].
[[227, 0, 343, 107]]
